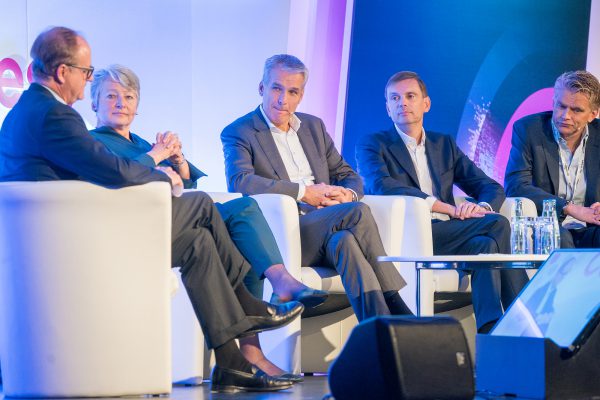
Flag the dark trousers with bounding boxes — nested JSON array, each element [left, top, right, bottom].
[[299, 202, 406, 321], [560, 225, 600, 248], [216, 197, 284, 300], [432, 214, 529, 329], [171, 191, 253, 348]]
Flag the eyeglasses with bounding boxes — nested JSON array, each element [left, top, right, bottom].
[[66, 64, 95, 80]]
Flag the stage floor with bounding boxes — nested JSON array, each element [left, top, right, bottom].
[[0, 378, 543, 399], [0, 377, 331, 400]]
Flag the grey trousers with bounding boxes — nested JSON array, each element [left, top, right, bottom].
[[171, 191, 252, 348], [299, 202, 406, 321]]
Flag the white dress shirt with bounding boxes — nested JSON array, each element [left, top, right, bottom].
[[260, 106, 314, 200], [394, 125, 450, 221], [40, 84, 67, 104], [552, 122, 589, 229]]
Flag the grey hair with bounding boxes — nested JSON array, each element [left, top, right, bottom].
[[30, 26, 84, 80], [90, 64, 141, 109], [554, 70, 600, 111], [262, 54, 309, 86]]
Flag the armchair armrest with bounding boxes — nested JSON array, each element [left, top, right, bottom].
[[360, 195, 406, 256], [500, 197, 538, 219], [205, 191, 242, 204], [0, 181, 172, 396], [250, 193, 302, 281], [361, 195, 433, 314], [248, 193, 302, 373]]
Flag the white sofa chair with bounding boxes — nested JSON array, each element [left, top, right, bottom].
[[170, 193, 537, 375], [0, 181, 172, 397], [170, 193, 407, 375], [170, 191, 241, 385], [170, 192, 303, 382], [370, 195, 537, 355], [258, 194, 407, 373], [373, 196, 538, 317]]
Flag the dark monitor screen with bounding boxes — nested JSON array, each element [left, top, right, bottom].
[[491, 250, 600, 348]]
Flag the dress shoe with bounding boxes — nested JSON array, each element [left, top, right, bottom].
[[271, 288, 329, 308], [210, 365, 292, 393], [240, 301, 304, 337], [276, 372, 304, 383]]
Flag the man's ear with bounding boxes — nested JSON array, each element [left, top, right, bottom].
[[55, 64, 67, 84], [91, 102, 97, 112], [424, 96, 431, 113], [258, 81, 264, 96]]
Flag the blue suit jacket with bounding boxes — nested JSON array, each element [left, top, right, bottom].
[[221, 106, 363, 199], [356, 127, 505, 211], [0, 83, 168, 187], [504, 111, 600, 214]]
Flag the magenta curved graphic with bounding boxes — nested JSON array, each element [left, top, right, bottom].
[[494, 88, 553, 184]]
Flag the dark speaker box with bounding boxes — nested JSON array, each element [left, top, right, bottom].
[[328, 316, 474, 399]]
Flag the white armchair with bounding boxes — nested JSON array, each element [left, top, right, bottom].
[[368, 196, 538, 317], [170, 191, 242, 385], [0, 181, 172, 397], [256, 194, 407, 373], [171, 193, 406, 375], [170, 192, 303, 382], [171, 192, 538, 375], [367, 195, 537, 353]]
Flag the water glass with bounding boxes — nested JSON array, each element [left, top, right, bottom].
[[511, 216, 533, 254], [534, 216, 555, 254]]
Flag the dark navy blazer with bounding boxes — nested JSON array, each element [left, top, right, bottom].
[[504, 111, 600, 214], [355, 127, 505, 211], [0, 83, 168, 187]]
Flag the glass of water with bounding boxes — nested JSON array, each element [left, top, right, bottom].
[[534, 216, 555, 254]]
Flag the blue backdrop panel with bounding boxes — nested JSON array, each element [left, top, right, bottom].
[[343, 0, 590, 183]]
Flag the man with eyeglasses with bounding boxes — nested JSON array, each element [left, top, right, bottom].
[[0, 26, 302, 392]]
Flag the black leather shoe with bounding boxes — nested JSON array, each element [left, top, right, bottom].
[[276, 372, 304, 383], [239, 301, 304, 337], [271, 288, 329, 308], [210, 365, 292, 393]]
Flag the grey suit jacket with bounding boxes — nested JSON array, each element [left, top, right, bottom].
[[221, 106, 363, 199], [504, 111, 600, 214]]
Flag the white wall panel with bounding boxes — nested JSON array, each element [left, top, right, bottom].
[[26, 0, 193, 147], [190, 0, 291, 191], [0, 1, 28, 123], [587, 0, 600, 79]]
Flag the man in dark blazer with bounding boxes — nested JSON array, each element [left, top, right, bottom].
[[356, 71, 528, 333], [0, 27, 299, 392], [221, 54, 410, 321], [505, 70, 600, 249]]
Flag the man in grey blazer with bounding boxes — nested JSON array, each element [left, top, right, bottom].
[[221, 54, 410, 321], [505, 70, 600, 248]]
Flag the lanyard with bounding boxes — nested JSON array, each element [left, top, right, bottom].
[[557, 135, 587, 202]]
